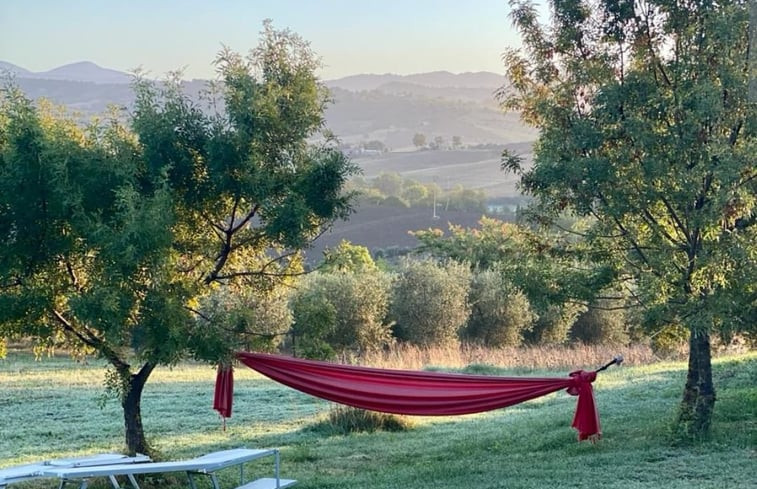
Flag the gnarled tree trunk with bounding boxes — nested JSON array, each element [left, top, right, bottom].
[[678, 329, 715, 438]]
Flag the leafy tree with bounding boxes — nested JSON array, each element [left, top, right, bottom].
[[570, 296, 630, 345], [0, 22, 357, 454], [380, 195, 410, 208], [465, 269, 535, 347], [452, 135, 463, 149], [412, 132, 427, 148], [526, 302, 585, 345], [390, 259, 471, 346], [502, 0, 755, 436], [445, 185, 487, 212], [414, 217, 533, 270], [401, 182, 430, 205], [291, 270, 393, 355], [194, 281, 293, 356], [362, 140, 387, 152], [290, 286, 338, 360], [371, 172, 404, 197], [320, 240, 377, 273]]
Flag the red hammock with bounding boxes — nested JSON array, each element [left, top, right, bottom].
[[214, 352, 602, 440]]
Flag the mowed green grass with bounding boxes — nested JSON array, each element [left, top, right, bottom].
[[0, 352, 754, 489]]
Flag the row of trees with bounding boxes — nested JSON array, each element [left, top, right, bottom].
[[412, 133, 463, 150], [287, 232, 636, 358], [202, 234, 639, 364], [350, 172, 487, 211]]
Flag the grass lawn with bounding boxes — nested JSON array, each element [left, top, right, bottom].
[[0, 351, 754, 489]]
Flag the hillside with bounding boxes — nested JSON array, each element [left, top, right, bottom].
[[4, 61, 534, 263], [305, 204, 493, 264], [4, 61, 535, 148], [353, 146, 531, 198], [2, 61, 132, 84]]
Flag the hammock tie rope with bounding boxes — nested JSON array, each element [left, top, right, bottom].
[[214, 352, 617, 440]]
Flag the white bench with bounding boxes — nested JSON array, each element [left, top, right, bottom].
[[40, 448, 295, 489], [0, 454, 150, 489]]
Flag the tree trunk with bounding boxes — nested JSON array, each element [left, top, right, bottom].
[[677, 329, 715, 438], [121, 362, 156, 456]]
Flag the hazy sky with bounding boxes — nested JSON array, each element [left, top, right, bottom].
[[0, 0, 543, 80]]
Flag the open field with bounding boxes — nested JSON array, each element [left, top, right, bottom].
[[1, 349, 754, 489], [304, 205, 488, 263], [353, 146, 534, 199]]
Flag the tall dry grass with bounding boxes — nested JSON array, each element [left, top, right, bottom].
[[357, 343, 665, 371]]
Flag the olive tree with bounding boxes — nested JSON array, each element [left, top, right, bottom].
[[390, 259, 472, 346]]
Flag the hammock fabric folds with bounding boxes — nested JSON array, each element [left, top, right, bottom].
[[214, 352, 601, 440]]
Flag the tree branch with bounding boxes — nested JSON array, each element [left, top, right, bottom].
[[184, 305, 211, 323], [660, 196, 692, 243], [50, 309, 131, 372], [230, 203, 260, 235]]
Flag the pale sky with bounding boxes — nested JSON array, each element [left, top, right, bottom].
[[0, 0, 543, 80]]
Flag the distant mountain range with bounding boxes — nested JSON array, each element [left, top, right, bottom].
[[0, 61, 133, 84], [326, 70, 505, 91], [2, 61, 506, 91], [1, 60, 533, 147]]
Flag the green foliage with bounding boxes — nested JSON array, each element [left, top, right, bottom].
[[351, 172, 487, 210], [503, 0, 756, 434], [0, 21, 357, 453], [465, 269, 534, 347], [319, 240, 377, 274], [414, 217, 531, 270], [291, 270, 393, 355], [526, 302, 585, 345], [503, 0, 756, 334], [311, 405, 414, 435], [379, 195, 410, 208], [290, 288, 337, 360], [649, 323, 690, 358], [414, 217, 607, 345], [192, 283, 293, 363], [371, 172, 404, 198], [390, 259, 471, 346], [444, 185, 487, 212], [401, 182, 429, 204], [570, 299, 629, 345]]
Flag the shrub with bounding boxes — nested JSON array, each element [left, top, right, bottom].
[[380, 195, 410, 208], [320, 240, 377, 273], [390, 259, 471, 346], [650, 323, 690, 358], [291, 270, 393, 356], [193, 284, 292, 360], [465, 269, 534, 347], [311, 405, 413, 435], [526, 302, 585, 345], [290, 290, 337, 360], [570, 300, 629, 345]]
